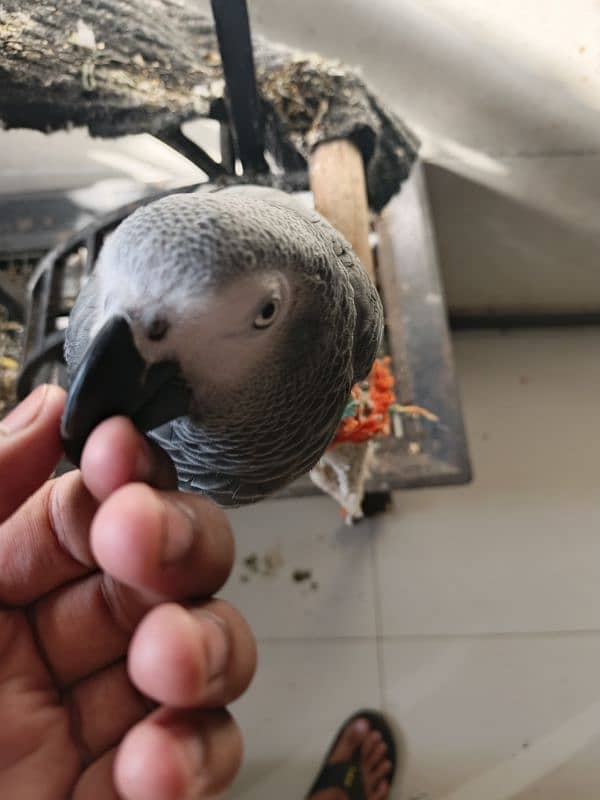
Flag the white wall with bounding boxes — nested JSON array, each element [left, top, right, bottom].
[[244, 0, 600, 315]]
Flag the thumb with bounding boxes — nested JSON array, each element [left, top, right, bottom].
[[0, 384, 66, 522]]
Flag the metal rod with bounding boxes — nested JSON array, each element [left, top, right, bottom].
[[210, 0, 269, 175], [17, 331, 65, 399], [156, 127, 228, 179], [219, 121, 236, 174]]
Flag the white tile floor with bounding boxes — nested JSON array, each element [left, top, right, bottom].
[[223, 327, 600, 799]]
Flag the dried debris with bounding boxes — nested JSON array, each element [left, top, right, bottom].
[[292, 568, 312, 583], [243, 553, 259, 573], [240, 548, 284, 581], [258, 50, 419, 210], [239, 550, 318, 590]]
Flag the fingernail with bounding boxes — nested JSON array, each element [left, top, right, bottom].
[[196, 610, 229, 681], [0, 385, 48, 435], [160, 497, 195, 563]]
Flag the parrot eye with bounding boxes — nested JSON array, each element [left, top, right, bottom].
[[253, 299, 279, 329], [146, 316, 170, 341]]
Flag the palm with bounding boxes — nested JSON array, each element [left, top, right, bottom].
[[1, 607, 82, 799]]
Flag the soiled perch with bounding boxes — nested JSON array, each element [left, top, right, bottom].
[[62, 185, 384, 507]]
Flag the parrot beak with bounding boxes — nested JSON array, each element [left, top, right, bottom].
[[61, 316, 191, 467]]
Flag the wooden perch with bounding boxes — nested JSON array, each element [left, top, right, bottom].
[[308, 137, 381, 522], [0, 0, 418, 212], [309, 140, 375, 279]]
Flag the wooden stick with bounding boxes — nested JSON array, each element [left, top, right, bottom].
[[308, 139, 375, 280], [308, 138, 385, 522]]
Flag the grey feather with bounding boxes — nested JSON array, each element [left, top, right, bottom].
[[64, 274, 99, 376]]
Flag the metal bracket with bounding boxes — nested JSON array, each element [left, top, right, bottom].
[[152, 0, 270, 179]]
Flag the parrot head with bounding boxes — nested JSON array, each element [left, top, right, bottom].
[[62, 188, 384, 504]]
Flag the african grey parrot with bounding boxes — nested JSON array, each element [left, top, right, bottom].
[[62, 186, 384, 506]]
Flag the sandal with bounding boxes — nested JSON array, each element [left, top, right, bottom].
[[306, 709, 397, 799]]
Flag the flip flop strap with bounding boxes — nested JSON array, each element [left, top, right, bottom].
[[309, 760, 365, 800]]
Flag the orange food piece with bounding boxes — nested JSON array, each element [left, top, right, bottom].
[[332, 358, 398, 446]]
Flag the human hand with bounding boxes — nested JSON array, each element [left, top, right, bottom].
[[0, 384, 256, 799]]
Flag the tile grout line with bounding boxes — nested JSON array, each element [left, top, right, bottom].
[[253, 628, 600, 644], [369, 523, 386, 711]]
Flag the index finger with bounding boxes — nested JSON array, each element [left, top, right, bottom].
[[0, 412, 179, 606], [0, 385, 66, 523]]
